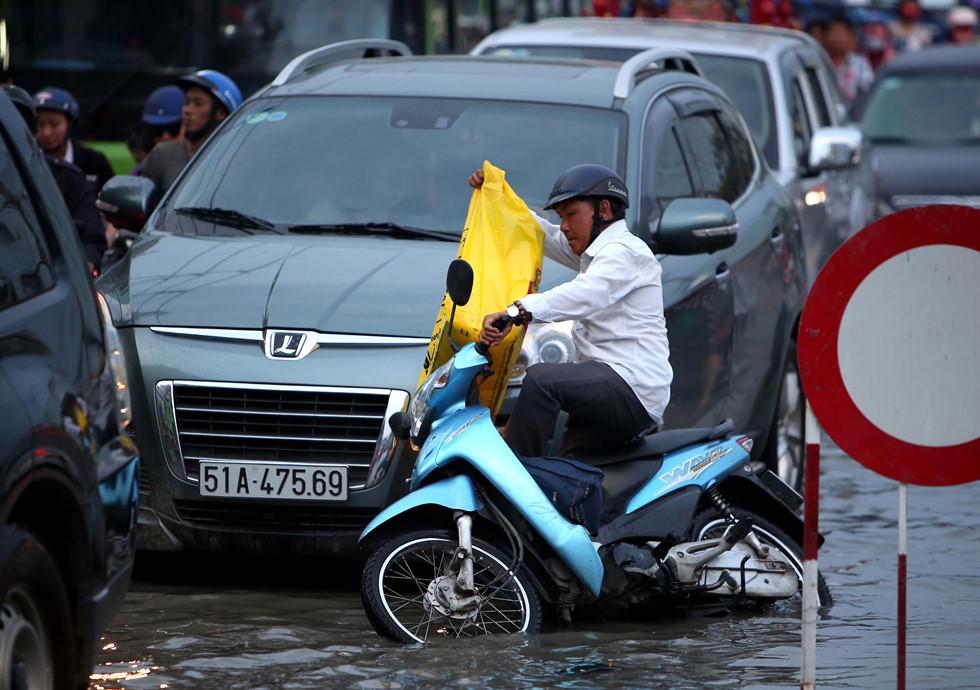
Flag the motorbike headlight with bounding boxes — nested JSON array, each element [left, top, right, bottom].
[[511, 321, 576, 383], [96, 294, 133, 429], [408, 359, 452, 439]]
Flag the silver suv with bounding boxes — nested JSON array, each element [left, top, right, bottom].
[[472, 18, 876, 285]]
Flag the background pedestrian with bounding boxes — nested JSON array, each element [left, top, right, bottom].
[[33, 87, 115, 194]]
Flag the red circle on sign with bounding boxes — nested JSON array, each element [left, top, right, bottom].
[[799, 205, 980, 486]]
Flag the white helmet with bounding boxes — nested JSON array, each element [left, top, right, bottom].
[[947, 6, 978, 29]]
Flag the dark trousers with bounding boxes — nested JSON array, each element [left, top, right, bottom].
[[507, 361, 653, 457]]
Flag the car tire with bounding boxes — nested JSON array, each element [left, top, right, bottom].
[[763, 339, 805, 493], [0, 525, 76, 690]]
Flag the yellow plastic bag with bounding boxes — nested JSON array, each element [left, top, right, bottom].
[[419, 161, 544, 417]]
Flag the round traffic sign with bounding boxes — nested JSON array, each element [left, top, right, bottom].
[[799, 205, 980, 486]]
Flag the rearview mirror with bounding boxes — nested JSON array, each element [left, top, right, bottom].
[[96, 175, 158, 231], [446, 259, 473, 306], [653, 198, 738, 255]]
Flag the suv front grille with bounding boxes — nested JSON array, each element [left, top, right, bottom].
[[170, 382, 392, 485], [172, 499, 378, 533]]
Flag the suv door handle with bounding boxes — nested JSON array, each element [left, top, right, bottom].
[[770, 226, 785, 249], [715, 261, 731, 282]]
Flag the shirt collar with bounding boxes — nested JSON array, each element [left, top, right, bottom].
[[64, 139, 75, 164], [584, 219, 630, 258]]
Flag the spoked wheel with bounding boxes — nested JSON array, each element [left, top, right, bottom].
[[692, 507, 832, 608], [361, 530, 542, 643], [764, 340, 805, 493]]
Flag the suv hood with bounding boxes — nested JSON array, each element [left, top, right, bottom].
[[100, 232, 574, 336]]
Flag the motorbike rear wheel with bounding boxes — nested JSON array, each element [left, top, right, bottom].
[[361, 529, 542, 643], [691, 507, 832, 608]]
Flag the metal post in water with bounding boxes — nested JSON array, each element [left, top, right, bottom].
[[801, 402, 820, 690], [898, 482, 908, 690]]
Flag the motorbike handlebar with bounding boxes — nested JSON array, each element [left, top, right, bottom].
[[476, 305, 521, 359]]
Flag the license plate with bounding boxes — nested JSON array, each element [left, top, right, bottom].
[[199, 462, 347, 500]]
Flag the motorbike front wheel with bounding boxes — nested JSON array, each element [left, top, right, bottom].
[[691, 507, 833, 608], [361, 530, 542, 643]]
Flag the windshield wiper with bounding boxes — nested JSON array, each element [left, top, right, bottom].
[[176, 207, 284, 234], [286, 221, 459, 242]]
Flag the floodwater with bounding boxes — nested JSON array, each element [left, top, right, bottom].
[[91, 444, 980, 689]]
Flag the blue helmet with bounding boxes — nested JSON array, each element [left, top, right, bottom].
[[143, 85, 185, 125], [177, 70, 242, 114], [33, 87, 80, 121]]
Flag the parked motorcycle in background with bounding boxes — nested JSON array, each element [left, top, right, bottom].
[[358, 261, 830, 643]]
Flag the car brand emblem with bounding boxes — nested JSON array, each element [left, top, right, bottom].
[[265, 330, 314, 360]]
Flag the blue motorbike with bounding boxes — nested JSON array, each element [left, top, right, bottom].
[[359, 260, 829, 643]]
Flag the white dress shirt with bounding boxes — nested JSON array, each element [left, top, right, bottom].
[[519, 214, 672, 420]]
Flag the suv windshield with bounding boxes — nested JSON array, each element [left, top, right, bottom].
[[169, 96, 627, 234], [861, 74, 980, 144], [485, 46, 777, 169]]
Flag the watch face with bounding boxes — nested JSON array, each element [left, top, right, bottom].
[[506, 304, 521, 319]]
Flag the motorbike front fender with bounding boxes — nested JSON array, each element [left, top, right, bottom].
[[358, 474, 485, 543]]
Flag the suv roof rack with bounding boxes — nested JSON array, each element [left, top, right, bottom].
[[272, 39, 412, 86], [612, 47, 702, 101]]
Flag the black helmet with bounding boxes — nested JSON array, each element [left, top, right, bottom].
[[1, 84, 36, 128], [543, 164, 629, 211]]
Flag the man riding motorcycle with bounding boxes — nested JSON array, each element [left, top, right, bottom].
[[470, 164, 672, 457]]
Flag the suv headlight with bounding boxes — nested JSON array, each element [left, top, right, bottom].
[[408, 359, 452, 440], [510, 321, 577, 382], [96, 294, 133, 429]]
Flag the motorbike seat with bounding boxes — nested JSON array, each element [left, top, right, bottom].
[[568, 418, 735, 469]]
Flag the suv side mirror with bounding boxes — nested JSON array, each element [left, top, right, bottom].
[[653, 198, 738, 255], [96, 175, 159, 231], [809, 126, 863, 172]]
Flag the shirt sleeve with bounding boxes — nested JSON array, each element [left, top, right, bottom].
[[520, 243, 647, 323]]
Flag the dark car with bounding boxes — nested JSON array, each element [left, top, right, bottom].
[[96, 40, 806, 561], [856, 44, 980, 215], [0, 92, 140, 687]]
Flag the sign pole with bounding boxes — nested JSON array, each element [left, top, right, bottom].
[[797, 206, 980, 690], [801, 402, 820, 690], [898, 482, 908, 690]]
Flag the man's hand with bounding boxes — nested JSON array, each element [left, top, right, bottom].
[[468, 169, 484, 189], [479, 310, 513, 347]]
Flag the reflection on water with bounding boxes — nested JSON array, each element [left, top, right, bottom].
[[92, 447, 980, 689]]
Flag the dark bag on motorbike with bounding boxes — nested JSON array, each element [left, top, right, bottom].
[[518, 455, 604, 535]]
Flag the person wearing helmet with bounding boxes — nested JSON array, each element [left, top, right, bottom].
[[946, 6, 979, 44], [471, 164, 671, 458], [3, 85, 105, 273], [139, 69, 242, 192], [32, 87, 115, 194], [891, 0, 934, 52], [128, 85, 186, 174], [139, 69, 242, 194]]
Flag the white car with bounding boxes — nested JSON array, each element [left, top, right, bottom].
[[472, 18, 876, 285]]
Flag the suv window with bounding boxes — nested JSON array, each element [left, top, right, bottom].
[[0, 134, 55, 310], [642, 126, 696, 230], [804, 66, 832, 128], [678, 112, 744, 203], [789, 78, 814, 173], [171, 97, 628, 233], [718, 103, 756, 188]]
